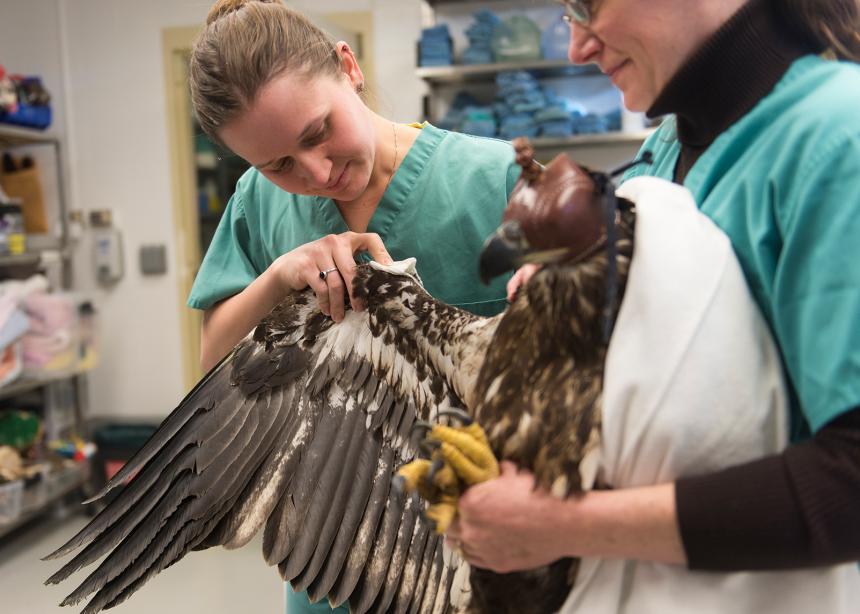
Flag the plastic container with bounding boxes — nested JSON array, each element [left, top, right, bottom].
[[0, 103, 52, 130], [0, 201, 26, 255], [0, 479, 24, 524], [89, 421, 158, 505], [21, 291, 79, 377], [491, 16, 543, 62]]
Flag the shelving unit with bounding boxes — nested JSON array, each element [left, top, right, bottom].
[[0, 124, 90, 540], [419, 0, 651, 162]]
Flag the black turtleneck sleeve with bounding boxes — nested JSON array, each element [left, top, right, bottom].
[[676, 407, 860, 570]]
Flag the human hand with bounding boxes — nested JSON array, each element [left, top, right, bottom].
[[506, 264, 542, 302], [446, 461, 571, 573], [272, 231, 393, 322]]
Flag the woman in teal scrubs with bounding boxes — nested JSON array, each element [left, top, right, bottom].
[[452, 0, 860, 606], [186, 1, 519, 611]]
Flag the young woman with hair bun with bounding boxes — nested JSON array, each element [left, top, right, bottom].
[[187, 2, 520, 611]]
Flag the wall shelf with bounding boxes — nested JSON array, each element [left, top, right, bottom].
[[531, 129, 655, 150], [0, 368, 91, 402], [424, 0, 553, 6], [0, 125, 57, 147], [417, 60, 600, 84], [0, 246, 63, 269]]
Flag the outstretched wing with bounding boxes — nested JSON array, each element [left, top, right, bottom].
[[44, 262, 499, 614]]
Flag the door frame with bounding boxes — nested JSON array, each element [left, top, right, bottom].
[[162, 26, 204, 389]]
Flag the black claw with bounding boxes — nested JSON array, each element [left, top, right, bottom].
[[412, 420, 435, 435], [426, 458, 445, 486], [419, 506, 437, 533], [436, 408, 473, 426], [418, 439, 441, 459]]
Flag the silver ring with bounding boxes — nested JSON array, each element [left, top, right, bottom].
[[319, 267, 338, 281]]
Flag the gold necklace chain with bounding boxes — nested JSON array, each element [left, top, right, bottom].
[[384, 122, 398, 193]]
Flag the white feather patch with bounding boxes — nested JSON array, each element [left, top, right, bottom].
[[578, 445, 602, 492]]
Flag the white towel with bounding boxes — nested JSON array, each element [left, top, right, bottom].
[[560, 177, 860, 614]]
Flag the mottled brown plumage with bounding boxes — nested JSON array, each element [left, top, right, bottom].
[[43, 145, 634, 614], [467, 200, 634, 614]]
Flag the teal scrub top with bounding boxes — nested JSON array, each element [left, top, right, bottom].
[[626, 55, 860, 437], [188, 123, 520, 614], [188, 123, 520, 317]]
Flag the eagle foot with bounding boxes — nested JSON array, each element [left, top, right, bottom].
[[396, 422, 500, 534]]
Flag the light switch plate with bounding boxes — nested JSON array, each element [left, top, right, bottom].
[[139, 244, 167, 275]]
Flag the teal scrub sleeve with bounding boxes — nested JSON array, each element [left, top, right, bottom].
[[187, 194, 259, 310], [772, 131, 860, 433]]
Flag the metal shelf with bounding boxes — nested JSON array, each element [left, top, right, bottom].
[[424, 0, 554, 6], [417, 60, 601, 84], [0, 246, 64, 268], [531, 129, 656, 150], [0, 252, 41, 268], [0, 369, 89, 401], [0, 125, 58, 147], [0, 464, 87, 540]]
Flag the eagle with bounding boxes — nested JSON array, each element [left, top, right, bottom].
[[44, 139, 638, 614]]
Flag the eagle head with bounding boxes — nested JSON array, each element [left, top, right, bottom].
[[479, 138, 616, 284]]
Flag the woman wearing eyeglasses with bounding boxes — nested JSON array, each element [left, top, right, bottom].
[[450, 1, 860, 612]]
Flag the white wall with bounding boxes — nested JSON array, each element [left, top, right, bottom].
[[0, 0, 425, 421]]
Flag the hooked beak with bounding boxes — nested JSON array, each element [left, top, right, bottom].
[[479, 221, 531, 285], [479, 220, 574, 285]]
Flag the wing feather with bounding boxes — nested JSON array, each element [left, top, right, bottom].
[[350, 492, 416, 614], [47, 266, 496, 614], [329, 447, 403, 605], [303, 427, 383, 602], [408, 534, 440, 614], [281, 396, 364, 584], [418, 539, 445, 614], [265, 396, 337, 565], [431, 548, 458, 614], [318, 446, 394, 606], [390, 520, 432, 614]]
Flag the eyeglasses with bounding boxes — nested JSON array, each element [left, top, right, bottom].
[[561, 0, 592, 26]]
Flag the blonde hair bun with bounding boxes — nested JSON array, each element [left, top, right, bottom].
[[206, 0, 280, 25], [191, 0, 343, 141]]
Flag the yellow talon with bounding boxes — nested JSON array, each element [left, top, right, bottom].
[[397, 459, 433, 497], [429, 460, 460, 495], [397, 420, 500, 534], [430, 424, 500, 485], [425, 497, 458, 534], [439, 442, 499, 485]]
